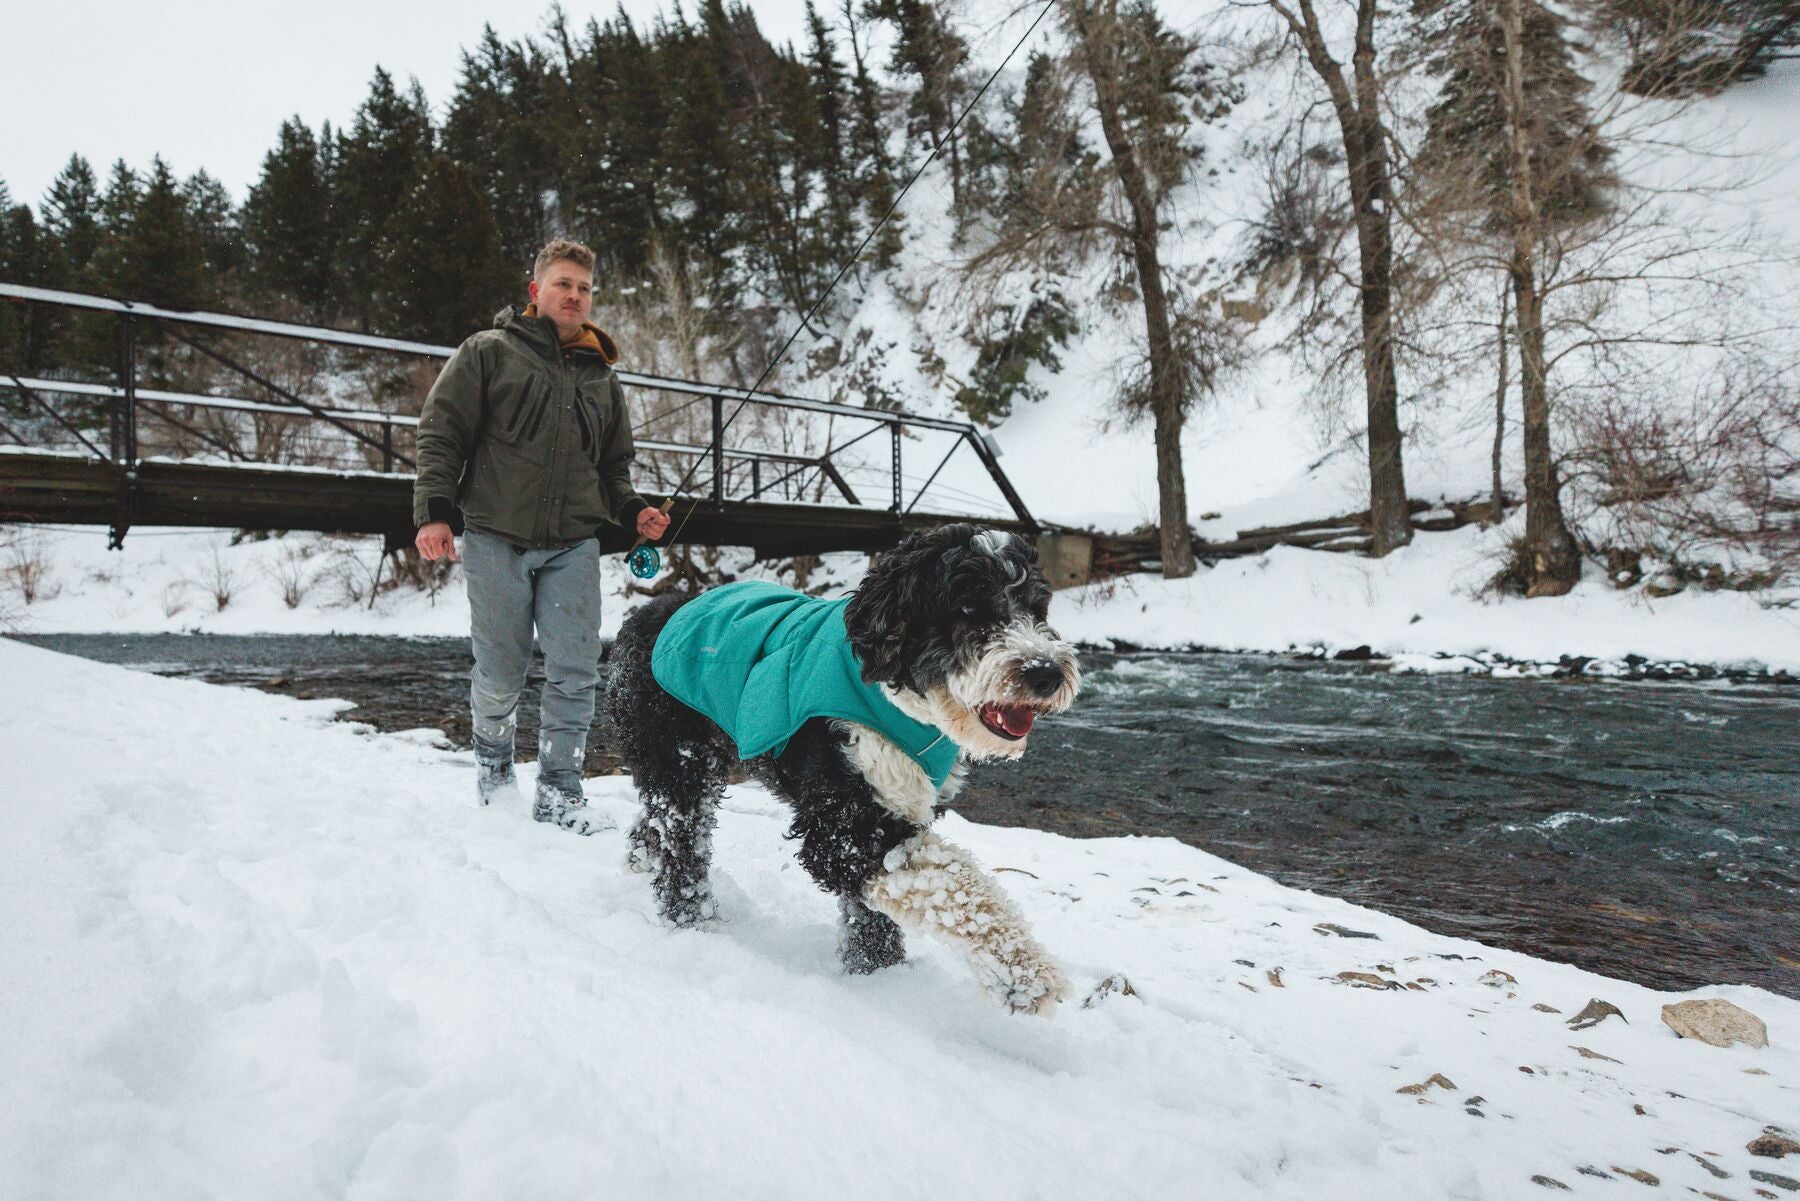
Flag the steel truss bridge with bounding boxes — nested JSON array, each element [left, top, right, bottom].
[[0, 283, 1038, 559]]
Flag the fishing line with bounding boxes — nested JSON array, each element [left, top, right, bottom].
[[627, 0, 1060, 579]]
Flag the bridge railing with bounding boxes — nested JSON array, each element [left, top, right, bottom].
[[0, 283, 1034, 534]]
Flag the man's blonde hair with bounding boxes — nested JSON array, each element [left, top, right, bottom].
[[533, 238, 596, 279]]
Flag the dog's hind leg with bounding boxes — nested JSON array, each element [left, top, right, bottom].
[[605, 593, 731, 927], [628, 765, 726, 927]]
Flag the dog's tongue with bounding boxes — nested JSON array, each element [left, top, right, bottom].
[[990, 704, 1036, 737]]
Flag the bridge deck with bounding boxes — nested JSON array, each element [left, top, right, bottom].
[[0, 450, 1028, 557]]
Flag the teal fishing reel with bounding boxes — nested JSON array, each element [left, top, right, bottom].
[[627, 499, 675, 579], [627, 544, 660, 579]]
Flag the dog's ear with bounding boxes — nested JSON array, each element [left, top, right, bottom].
[[846, 540, 921, 686], [846, 524, 970, 688]]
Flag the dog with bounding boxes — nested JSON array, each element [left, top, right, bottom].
[[602, 523, 1081, 1014]]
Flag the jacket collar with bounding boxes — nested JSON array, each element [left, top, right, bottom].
[[497, 304, 620, 365]]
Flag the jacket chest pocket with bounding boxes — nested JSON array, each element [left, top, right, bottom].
[[571, 387, 607, 463], [489, 377, 555, 462]]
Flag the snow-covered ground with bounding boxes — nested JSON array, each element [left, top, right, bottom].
[[5, 521, 1798, 676], [3, 636, 1794, 1199]]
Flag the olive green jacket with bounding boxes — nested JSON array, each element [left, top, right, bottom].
[[412, 306, 648, 548]]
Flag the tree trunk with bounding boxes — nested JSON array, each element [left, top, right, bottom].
[[1347, 0, 1412, 555], [1274, 0, 1411, 556], [1071, 0, 1196, 578], [1492, 282, 1510, 524], [1500, 0, 1581, 597]]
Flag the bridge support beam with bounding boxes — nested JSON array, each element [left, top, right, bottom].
[[1035, 532, 1094, 590]]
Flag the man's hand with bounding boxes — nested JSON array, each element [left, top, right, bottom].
[[416, 521, 458, 561], [636, 506, 671, 542]]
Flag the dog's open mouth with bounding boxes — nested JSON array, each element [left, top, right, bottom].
[[978, 703, 1038, 741]]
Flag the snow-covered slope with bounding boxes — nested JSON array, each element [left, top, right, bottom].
[[3, 639, 1794, 1199], [837, 14, 1800, 560]]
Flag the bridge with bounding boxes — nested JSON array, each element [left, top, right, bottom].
[[0, 284, 1043, 564]]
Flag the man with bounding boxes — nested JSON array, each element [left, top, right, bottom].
[[414, 238, 671, 834]]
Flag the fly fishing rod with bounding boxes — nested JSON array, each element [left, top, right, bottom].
[[626, 0, 1060, 579]]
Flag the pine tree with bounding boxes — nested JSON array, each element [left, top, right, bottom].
[[242, 118, 338, 317], [1417, 0, 1615, 231], [1, 184, 57, 374], [382, 155, 513, 343], [98, 160, 141, 248], [867, 0, 973, 216], [39, 158, 108, 374], [335, 69, 435, 330], [42, 155, 102, 279], [443, 27, 561, 272], [183, 169, 240, 283], [804, 2, 857, 257], [841, 0, 903, 266], [995, 50, 1100, 239], [1416, 0, 1618, 596], [663, 6, 744, 281], [103, 156, 209, 311], [564, 12, 669, 280]]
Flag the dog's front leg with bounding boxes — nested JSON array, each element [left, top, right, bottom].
[[863, 830, 1069, 1015]]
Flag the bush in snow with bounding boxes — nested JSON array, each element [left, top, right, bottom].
[[202, 547, 238, 611], [2, 532, 58, 604]]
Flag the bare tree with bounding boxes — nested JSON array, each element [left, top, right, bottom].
[[1253, 0, 1414, 555], [968, 0, 1236, 578], [1406, 0, 1799, 593], [1497, 0, 1585, 593], [1065, 0, 1201, 576]]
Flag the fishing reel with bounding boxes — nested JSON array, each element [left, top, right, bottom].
[[627, 544, 660, 579], [627, 498, 676, 579]]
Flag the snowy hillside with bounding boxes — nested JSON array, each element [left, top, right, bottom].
[[3, 638, 1796, 1199], [826, 12, 1800, 576]]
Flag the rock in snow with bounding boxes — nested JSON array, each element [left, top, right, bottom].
[[1663, 998, 1772, 1048], [1568, 998, 1629, 1030]]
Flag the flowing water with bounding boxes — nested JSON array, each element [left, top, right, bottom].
[[19, 633, 1798, 998]]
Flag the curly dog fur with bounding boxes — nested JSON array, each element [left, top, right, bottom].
[[603, 524, 1080, 1013]]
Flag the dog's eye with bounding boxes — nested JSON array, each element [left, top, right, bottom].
[[959, 600, 997, 624]]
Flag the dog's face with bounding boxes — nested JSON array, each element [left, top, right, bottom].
[[844, 524, 1080, 759]]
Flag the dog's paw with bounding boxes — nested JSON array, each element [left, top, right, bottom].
[[989, 951, 1070, 1016]]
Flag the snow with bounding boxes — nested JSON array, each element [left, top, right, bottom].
[[1054, 521, 1800, 673], [6, 520, 1798, 676], [3, 637, 1794, 1199]]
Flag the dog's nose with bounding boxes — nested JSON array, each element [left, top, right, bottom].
[[1021, 662, 1064, 698]]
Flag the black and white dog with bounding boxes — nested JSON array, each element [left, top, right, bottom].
[[602, 524, 1081, 1014]]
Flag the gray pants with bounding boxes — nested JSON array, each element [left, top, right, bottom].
[[462, 525, 602, 784]]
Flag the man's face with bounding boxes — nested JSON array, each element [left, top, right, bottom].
[[529, 260, 594, 338]]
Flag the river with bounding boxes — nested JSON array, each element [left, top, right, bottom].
[[18, 632, 1798, 998]]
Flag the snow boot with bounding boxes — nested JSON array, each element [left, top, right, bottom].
[[534, 772, 612, 836], [475, 744, 519, 807]]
